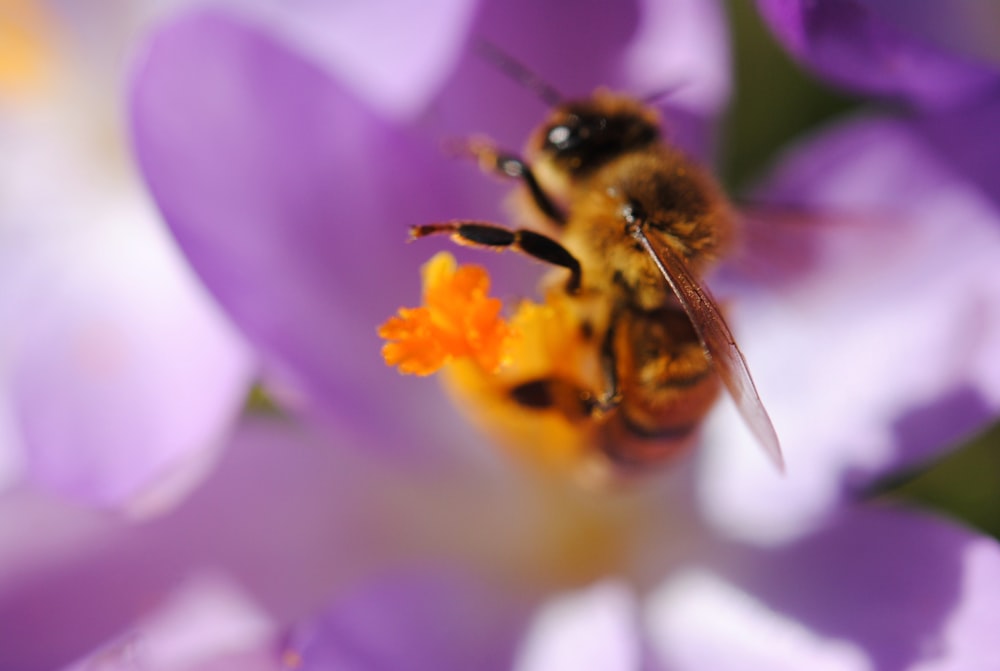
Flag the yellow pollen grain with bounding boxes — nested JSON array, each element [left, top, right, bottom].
[[379, 252, 515, 376], [439, 288, 605, 475]]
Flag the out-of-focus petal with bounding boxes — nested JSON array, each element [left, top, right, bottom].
[[0, 487, 174, 671], [0, 389, 22, 489], [63, 573, 278, 671], [647, 506, 1000, 670], [623, 0, 731, 160], [917, 93, 1000, 214], [0, 104, 252, 505], [0, 414, 551, 671], [862, 0, 1000, 68], [129, 10, 502, 457], [701, 116, 1000, 543], [218, 0, 478, 122], [50, 0, 473, 123], [648, 570, 870, 670], [289, 568, 533, 671], [755, 0, 1000, 108], [513, 580, 642, 671], [6, 202, 252, 506], [0, 417, 399, 671], [436, 0, 730, 159], [623, 0, 730, 115]]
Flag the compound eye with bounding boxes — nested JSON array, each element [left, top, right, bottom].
[[545, 121, 581, 152]]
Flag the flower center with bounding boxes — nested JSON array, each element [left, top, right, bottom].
[[379, 258, 703, 587], [379, 252, 606, 476]]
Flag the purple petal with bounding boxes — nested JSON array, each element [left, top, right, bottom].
[[647, 505, 1000, 670], [701, 116, 1000, 542], [0, 418, 406, 671], [0, 413, 561, 671], [862, 0, 1000, 68], [437, 0, 730, 159], [917, 92, 1000, 213], [648, 570, 871, 670], [756, 0, 1000, 107], [220, 0, 478, 121], [623, 0, 731, 123], [129, 11, 501, 456], [0, 487, 182, 671], [6, 213, 252, 505], [288, 569, 533, 671], [1, 91, 253, 504], [62, 574, 279, 671]]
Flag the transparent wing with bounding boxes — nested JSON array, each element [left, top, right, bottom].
[[633, 228, 785, 472]]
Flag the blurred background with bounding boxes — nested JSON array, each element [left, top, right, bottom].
[[720, 0, 1000, 542]]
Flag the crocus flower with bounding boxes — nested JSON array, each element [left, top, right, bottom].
[[3, 2, 1000, 670]]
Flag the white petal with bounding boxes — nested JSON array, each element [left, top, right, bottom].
[[514, 580, 641, 671], [647, 569, 872, 671]]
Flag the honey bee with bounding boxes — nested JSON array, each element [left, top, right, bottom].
[[382, 50, 783, 474]]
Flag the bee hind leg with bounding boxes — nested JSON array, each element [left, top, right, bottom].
[[411, 221, 581, 294], [585, 319, 622, 418]]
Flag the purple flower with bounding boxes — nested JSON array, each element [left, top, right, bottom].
[[3, 2, 1000, 669], [755, 0, 1000, 107]]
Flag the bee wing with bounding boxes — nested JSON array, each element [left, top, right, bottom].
[[729, 203, 894, 288], [633, 229, 785, 472]]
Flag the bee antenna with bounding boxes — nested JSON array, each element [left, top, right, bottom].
[[641, 82, 689, 106], [474, 40, 564, 107]]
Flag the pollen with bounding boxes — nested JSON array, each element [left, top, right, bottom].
[[379, 252, 515, 376]]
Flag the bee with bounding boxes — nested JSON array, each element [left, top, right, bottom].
[[382, 48, 782, 475]]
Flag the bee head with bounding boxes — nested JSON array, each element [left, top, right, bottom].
[[532, 91, 661, 179]]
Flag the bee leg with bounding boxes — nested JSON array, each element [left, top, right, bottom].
[[411, 221, 582, 294], [450, 138, 566, 225], [586, 319, 622, 417], [579, 320, 622, 417]]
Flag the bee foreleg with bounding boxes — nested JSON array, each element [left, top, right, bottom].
[[411, 221, 581, 293], [449, 138, 566, 225]]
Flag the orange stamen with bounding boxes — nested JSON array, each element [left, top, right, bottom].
[[379, 252, 515, 376]]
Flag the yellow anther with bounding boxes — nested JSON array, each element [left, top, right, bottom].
[[379, 252, 515, 376]]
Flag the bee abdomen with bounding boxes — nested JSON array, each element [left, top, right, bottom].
[[600, 412, 698, 468], [619, 413, 697, 440]]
